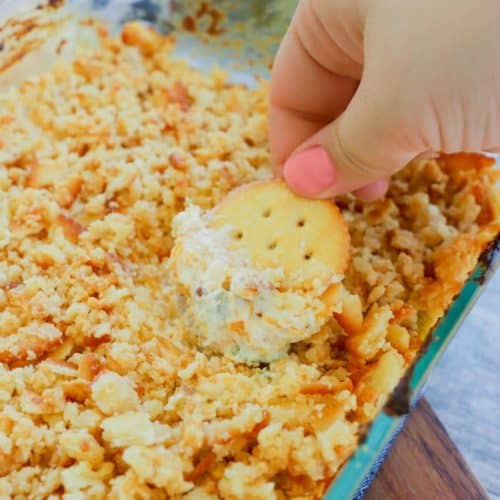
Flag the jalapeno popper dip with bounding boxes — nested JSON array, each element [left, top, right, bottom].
[[0, 21, 498, 499], [168, 180, 349, 365]]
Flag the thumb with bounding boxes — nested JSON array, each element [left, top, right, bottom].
[[282, 78, 423, 199]]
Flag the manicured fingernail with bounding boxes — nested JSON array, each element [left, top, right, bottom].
[[283, 145, 336, 196], [354, 179, 390, 202]]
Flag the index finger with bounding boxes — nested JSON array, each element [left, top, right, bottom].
[[269, 0, 363, 172]]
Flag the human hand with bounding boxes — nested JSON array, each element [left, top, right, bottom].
[[270, 0, 500, 201]]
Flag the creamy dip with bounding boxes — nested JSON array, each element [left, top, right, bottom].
[[169, 205, 341, 364]]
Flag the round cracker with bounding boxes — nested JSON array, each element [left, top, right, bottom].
[[211, 180, 350, 289]]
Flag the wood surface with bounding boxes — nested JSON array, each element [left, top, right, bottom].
[[366, 398, 489, 500]]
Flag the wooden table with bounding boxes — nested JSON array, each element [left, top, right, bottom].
[[366, 398, 488, 500]]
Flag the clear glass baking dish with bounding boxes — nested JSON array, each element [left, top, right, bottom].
[[0, 1, 498, 498]]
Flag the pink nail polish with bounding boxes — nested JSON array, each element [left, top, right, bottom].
[[283, 146, 336, 197]]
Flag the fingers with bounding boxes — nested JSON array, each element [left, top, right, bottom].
[[269, 0, 363, 172], [282, 75, 422, 198], [485, 147, 500, 155], [353, 179, 390, 202], [271, 0, 422, 199]]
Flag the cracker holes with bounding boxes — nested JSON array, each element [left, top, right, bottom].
[[234, 231, 244, 240], [304, 251, 313, 260], [262, 209, 271, 218], [297, 219, 306, 227], [268, 241, 277, 250]]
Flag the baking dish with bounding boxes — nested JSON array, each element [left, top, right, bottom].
[[0, 1, 498, 498]]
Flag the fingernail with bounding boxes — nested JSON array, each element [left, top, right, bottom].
[[283, 145, 336, 196], [354, 179, 390, 202]]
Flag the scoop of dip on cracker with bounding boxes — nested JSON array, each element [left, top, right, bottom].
[[169, 180, 350, 364]]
